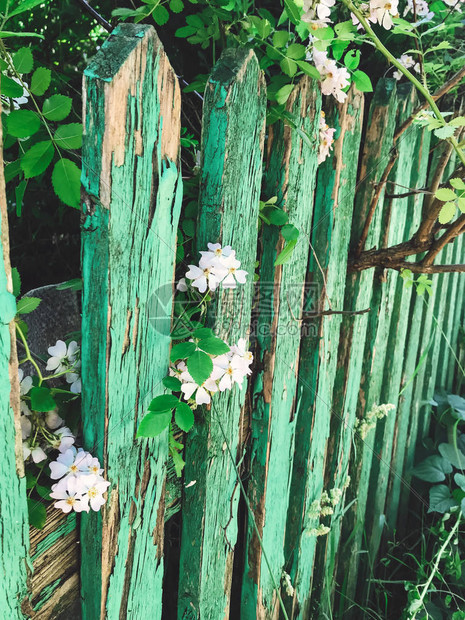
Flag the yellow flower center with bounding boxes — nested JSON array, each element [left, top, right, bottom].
[[70, 465, 78, 473], [88, 488, 98, 499], [66, 497, 76, 506]]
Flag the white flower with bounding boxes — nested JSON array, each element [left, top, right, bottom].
[[215, 253, 248, 289], [403, 0, 434, 18], [199, 242, 234, 263], [46, 410, 64, 430], [23, 442, 47, 463], [76, 474, 110, 511], [215, 354, 249, 391], [351, 2, 376, 28], [176, 278, 188, 292], [320, 61, 350, 103], [185, 255, 225, 293], [302, 0, 335, 24], [393, 54, 421, 80], [369, 0, 399, 29], [50, 476, 89, 514], [20, 401, 32, 440], [18, 369, 33, 396], [54, 426, 76, 453], [318, 111, 336, 164], [66, 359, 81, 394], [180, 365, 223, 405], [46, 340, 79, 374], [49, 448, 88, 480]]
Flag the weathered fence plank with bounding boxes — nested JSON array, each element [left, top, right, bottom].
[[81, 24, 182, 619], [177, 48, 266, 619], [331, 79, 398, 613], [283, 89, 364, 620], [0, 111, 30, 619], [446, 234, 465, 387], [365, 109, 431, 569], [239, 76, 321, 620]]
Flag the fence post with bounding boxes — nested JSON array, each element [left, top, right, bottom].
[[240, 76, 321, 619], [329, 79, 398, 613], [0, 109, 30, 618], [81, 24, 181, 619], [177, 47, 266, 619], [287, 88, 364, 619]]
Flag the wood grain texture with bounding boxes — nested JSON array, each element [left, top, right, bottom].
[[0, 95, 30, 620], [177, 47, 266, 620], [81, 24, 182, 620], [283, 89, 364, 620], [239, 76, 321, 620]]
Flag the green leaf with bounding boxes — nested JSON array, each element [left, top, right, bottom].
[[455, 473, 465, 491], [53, 123, 82, 149], [0, 31, 44, 39], [187, 350, 213, 386], [435, 187, 457, 201], [428, 484, 457, 513], [283, 0, 302, 24], [27, 499, 47, 529], [181, 218, 195, 237], [8, 0, 52, 18], [51, 159, 81, 209], [280, 57, 297, 77], [450, 178, 465, 190], [148, 394, 179, 411], [4, 160, 21, 183], [281, 223, 299, 241], [344, 49, 360, 70], [153, 5, 170, 25], [411, 455, 453, 482], [175, 402, 195, 432], [20, 140, 54, 179], [352, 70, 373, 93], [35, 484, 51, 500], [269, 209, 289, 225], [170, 341, 196, 362], [274, 239, 297, 266], [457, 197, 465, 213], [275, 84, 293, 105], [439, 443, 465, 469], [11, 267, 21, 297], [176, 25, 197, 37], [42, 94, 72, 121], [193, 327, 214, 339], [295, 60, 320, 79], [170, 444, 185, 476], [169, 0, 184, 11], [162, 376, 182, 391], [434, 125, 456, 139], [1, 74, 23, 98], [30, 386, 56, 412], [5, 109, 40, 138], [16, 296, 40, 314], [13, 47, 33, 74], [438, 201, 456, 224], [56, 278, 82, 291], [198, 337, 230, 355], [449, 116, 465, 127], [313, 26, 334, 40], [30, 66, 51, 95], [272, 30, 289, 48], [286, 43, 306, 60], [136, 411, 171, 438]]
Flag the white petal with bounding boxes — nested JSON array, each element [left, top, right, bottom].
[[219, 374, 232, 392], [195, 387, 211, 405], [181, 382, 198, 400], [185, 265, 203, 279], [50, 461, 70, 479], [48, 340, 67, 358], [31, 447, 47, 463], [54, 500, 73, 513], [235, 270, 248, 284]]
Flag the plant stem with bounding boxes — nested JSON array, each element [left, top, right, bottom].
[[341, 0, 465, 171], [411, 513, 461, 620], [15, 321, 44, 384]]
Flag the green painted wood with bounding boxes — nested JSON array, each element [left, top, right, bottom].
[[342, 86, 418, 609], [237, 76, 321, 620], [0, 119, 29, 620], [365, 114, 431, 568], [281, 89, 364, 620], [177, 48, 266, 620], [81, 24, 182, 619], [446, 234, 465, 388], [327, 79, 398, 614]]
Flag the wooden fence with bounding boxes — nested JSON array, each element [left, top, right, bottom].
[[1, 23, 464, 619]]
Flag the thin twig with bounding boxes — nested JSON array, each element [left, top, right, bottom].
[[75, 0, 112, 32], [422, 214, 465, 266]]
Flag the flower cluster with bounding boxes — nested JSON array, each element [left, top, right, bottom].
[[171, 337, 253, 406], [351, 0, 399, 30], [392, 54, 421, 81], [403, 0, 434, 21], [180, 243, 248, 294], [313, 49, 350, 103], [50, 448, 110, 514], [318, 111, 336, 164], [302, 0, 335, 29], [354, 402, 395, 440]]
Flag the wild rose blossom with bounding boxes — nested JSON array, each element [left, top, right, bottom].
[[184, 243, 248, 294], [318, 111, 336, 164]]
